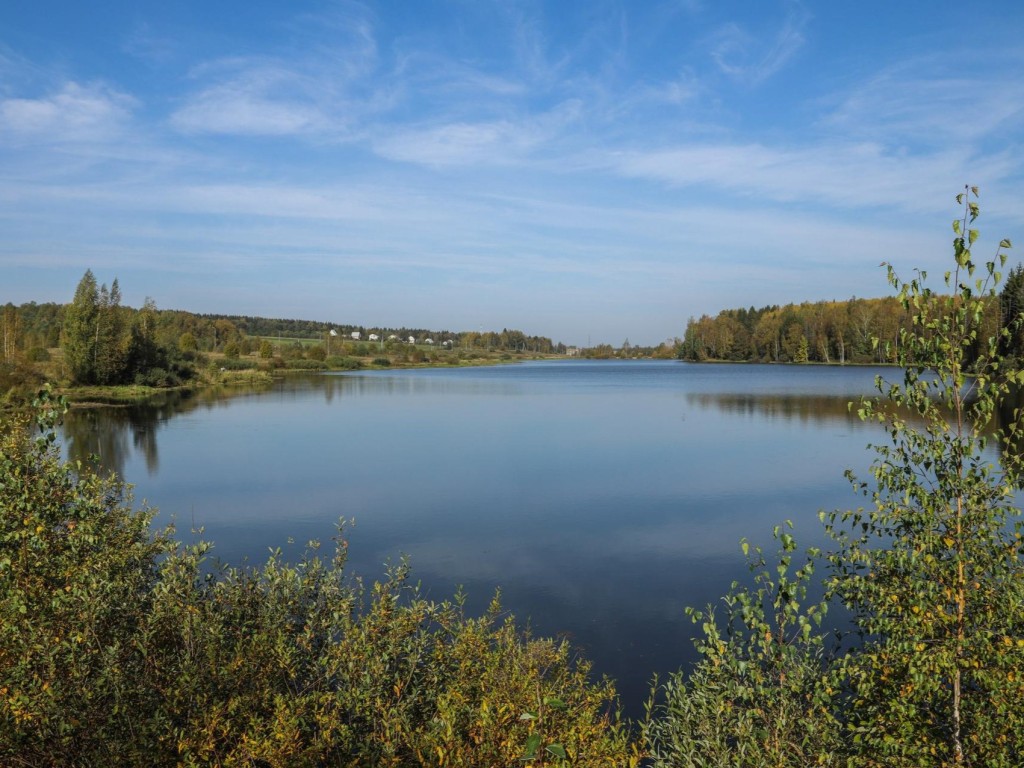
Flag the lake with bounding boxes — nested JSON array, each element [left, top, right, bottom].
[[59, 360, 900, 715]]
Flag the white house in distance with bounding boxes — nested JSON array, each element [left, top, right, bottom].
[[350, 331, 361, 340], [388, 334, 399, 341], [407, 336, 416, 344], [425, 338, 434, 345], [368, 333, 379, 341]]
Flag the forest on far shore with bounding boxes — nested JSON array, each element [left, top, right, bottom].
[[681, 264, 1024, 365]]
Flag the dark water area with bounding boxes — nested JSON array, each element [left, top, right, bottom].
[[59, 360, 910, 716]]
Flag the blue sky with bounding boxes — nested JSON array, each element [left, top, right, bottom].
[[2, 1, 1023, 346]]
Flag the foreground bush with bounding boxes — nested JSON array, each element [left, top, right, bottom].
[[0, 392, 634, 767], [647, 189, 1024, 767], [644, 528, 838, 767]]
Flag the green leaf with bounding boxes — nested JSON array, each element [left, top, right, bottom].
[[546, 743, 568, 759], [522, 733, 541, 760], [1001, 238, 1013, 249]]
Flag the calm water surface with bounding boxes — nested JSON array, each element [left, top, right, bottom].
[[60, 360, 900, 714]]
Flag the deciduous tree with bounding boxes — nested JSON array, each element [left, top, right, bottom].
[[824, 187, 1024, 765], [62, 269, 100, 384]]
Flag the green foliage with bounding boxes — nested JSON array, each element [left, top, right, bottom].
[[61, 272, 196, 387], [0, 391, 633, 766], [327, 355, 363, 370], [998, 263, 1024, 361], [93, 279, 128, 385], [212, 357, 259, 371], [2, 304, 22, 363], [0, 388, 167, 764], [177, 332, 198, 353], [283, 359, 329, 370], [21, 347, 51, 366], [282, 341, 306, 360], [0, 359, 44, 406], [645, 525, 837, 767], [823, 187, 1024, 765], [25, 347, 50, 363], [62, 269, 100, 384], [682, 297, 909, 364], [652, 189, 1024, 766]]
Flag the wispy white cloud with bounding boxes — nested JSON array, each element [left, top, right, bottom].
[[611, 140, 1017, 212], [0, 81, 135, 142], [373, 99, 582, 167], [820, 62, 1024, 147], [707, 1, 809, 85], [373, 120, 532, 166], [170, 60, 330, 136], [122, 22, 179, 64], [169, 7, 381, 138], [2, 2, 1022, 344]]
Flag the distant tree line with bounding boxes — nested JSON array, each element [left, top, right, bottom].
[[681, 297, 910, 364], [215, 314, 563, 355], [680, 273, 1024, 366], [3, 275, 564, 388]]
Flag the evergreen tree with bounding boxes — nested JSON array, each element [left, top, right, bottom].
[[999, 263, 1024, 360]]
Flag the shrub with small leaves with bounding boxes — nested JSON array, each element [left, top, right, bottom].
[[645, 524, 837, 767], [0, 390, 636, 766]]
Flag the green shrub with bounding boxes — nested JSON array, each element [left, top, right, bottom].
[[0, 391, 168, 764], [646, 189, 1024, 766], [133, 367, 173, 387], [645, 527, 837, 767], [0, 390, 635, 766], [371, 357, 391, 367], [213, 357, 259, 371], [0, 359, 44, 404], [25, 347, 50, 362], [284, 359, 328, 370], [327, 355, 362, 370]]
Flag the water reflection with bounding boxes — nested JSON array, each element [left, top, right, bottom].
[[53, 362, 922, 716], [62, 384, 285, 477], [62, 393, 187, 477], [685, 392, 864, 424]]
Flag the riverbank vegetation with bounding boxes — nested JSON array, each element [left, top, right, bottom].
[[679, 254, 1024, 366], [0, 391, 635, 767], [4, 191, 1024, 765], [1, 281, 567, 406], [646, 189, 1024, 766]]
